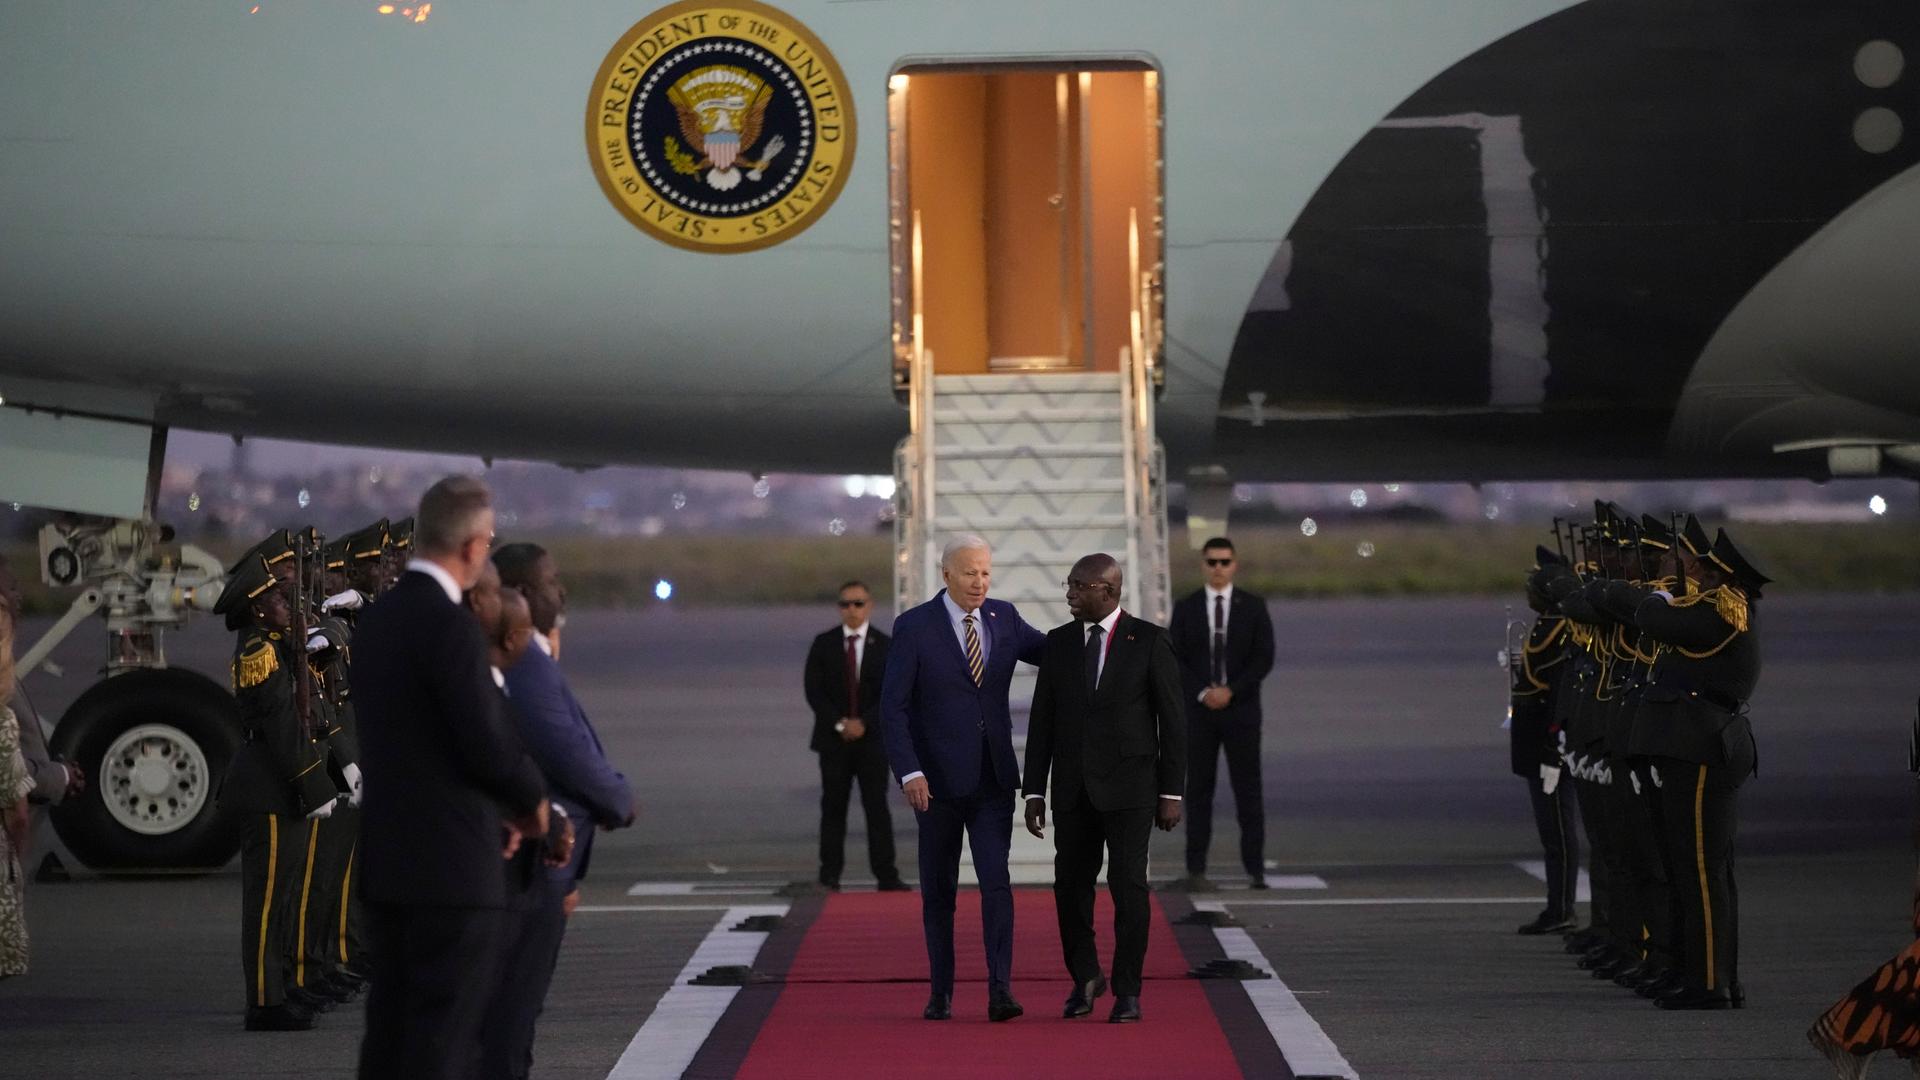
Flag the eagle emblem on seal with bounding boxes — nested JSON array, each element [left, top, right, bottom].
[[665, 65, 788, 191]]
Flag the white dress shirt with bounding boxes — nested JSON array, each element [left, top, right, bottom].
[[1201, 583, 1235, 701], [844, 622, 868, 672], [531, 629, 555, 657], [406, 557, 464, 605]]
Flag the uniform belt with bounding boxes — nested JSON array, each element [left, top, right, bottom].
[[1690, 689, 1742, 714]]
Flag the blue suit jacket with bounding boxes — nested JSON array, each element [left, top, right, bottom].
[[880, 591, 1047, 799], [502, 645, 634, 890]]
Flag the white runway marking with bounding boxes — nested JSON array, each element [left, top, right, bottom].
[[626, 881, 784, 897], [1514, 859, 1593, 902], [575, 904, 742, 913], [604, 903, 788, 1080], [1195, 901, 1359, 1080], [1223, 896, 1538, 907]]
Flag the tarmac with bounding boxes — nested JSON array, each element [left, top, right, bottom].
[[2, 593, 1916, 1078]]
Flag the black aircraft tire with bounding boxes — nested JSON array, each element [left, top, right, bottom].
[[47, 668, 245, 871]]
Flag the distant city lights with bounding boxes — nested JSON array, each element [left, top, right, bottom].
[[297, 488, 311, 509], [1356, 541, 1375, 558], [1348, 488, 1367, 509], [653, 579, 673, 601], [188, 493, 201, 512], [827, 517, 848, 536], [1300, 517, 1318, 537], [752, 477, 771, 499], [670, 492, 687, 511], [1870, 494, 1888, 516]]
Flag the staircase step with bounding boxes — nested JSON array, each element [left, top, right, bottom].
[[935, 373, 1122, 394], [935, 443, 1126, 460], [930, 514, 1132, 531], [933, 405, 1125, 425], [934, 477, 1126, 496]]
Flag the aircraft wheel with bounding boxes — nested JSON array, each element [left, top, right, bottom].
[[48, 668, 245, 871]]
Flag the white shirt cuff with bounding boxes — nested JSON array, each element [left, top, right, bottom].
[[1024, 793, 1045, 801], [1196, 689, 1210, 703], [1652, 589, 1674, 602], [1160, 794, 1182, 801], [900, 771, 924, 787]]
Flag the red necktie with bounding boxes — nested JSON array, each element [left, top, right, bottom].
[[845, 634, 860, 720]]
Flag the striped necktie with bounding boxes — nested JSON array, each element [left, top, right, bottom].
[[964, 614, 984, 686]]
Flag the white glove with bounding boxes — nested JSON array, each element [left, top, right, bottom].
[[1539, 765, 1561, 796], [306, 630, 332, 653], [306, 799, 335, 821], [1629, 771, 1642, 796], [1597, 764, 1613, 786], [1650, 764, 1663, 789], [322, 589, 364, 613], [343, 763, 363, 809]]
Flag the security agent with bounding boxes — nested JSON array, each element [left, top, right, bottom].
[[1167, 537, 1276, 890], [1514, 546, 1576, 935], [213, 554, 342, 1032], [803, 580, 907, 891]]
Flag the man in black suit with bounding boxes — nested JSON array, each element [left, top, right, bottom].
[[1022, 554, 1186, 1024], [802, 580, 907, 891], [350, 476, 550, 1080], [1167, 537, 1276, 889]]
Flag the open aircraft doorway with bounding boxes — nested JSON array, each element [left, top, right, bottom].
[[887, 60, 1164, 383]]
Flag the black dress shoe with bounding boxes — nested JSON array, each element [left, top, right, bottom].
[[922, 993, 951, 1021], [1564, 929, 1600, 953], [988, 988, 1024, 1022], [305, 979, 354, 1005], [1518, 910, 1577, 935], [286, 987, 335, 1014], [1165, 874, 1216, 893], [244, 1004, 315, 1031], [1247, 876, 1270, 890], [1108, 995, 1142, 1023], [1575, 947, 1616, 971], [1635, 971, 1684, 999], [818, 877, 841, 892], [876, 878, 912, 892], [1612, 961, 1659, 988], [1655, 985, 1734, 1011], [1590, 956, 1637, 981], [1063, 974, 1108, 1018]]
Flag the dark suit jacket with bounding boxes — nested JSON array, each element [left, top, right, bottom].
[[879, 591, 1046, 799], [803, 625, 890, 752], [350, 570, 546, 908], [1021, 614, 1187, 812], [502, 645, 633, 890], [1168, 587, 1275, 720]]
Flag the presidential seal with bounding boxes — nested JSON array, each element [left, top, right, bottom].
[[587, 1, 855, 253]]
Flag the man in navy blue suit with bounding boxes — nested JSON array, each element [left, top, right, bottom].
[[484, 542, 636, 1080], [880, 535, 1047, 1023]]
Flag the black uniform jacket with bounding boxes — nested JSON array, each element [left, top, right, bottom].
[[1619, 584, 1760, 766], [219, 628, 339, 817], [1021, 614, 1188, 813], [1551, 581, 1617, 756], [349, 570, 547, 908], [1509, 615, 1569, 776], [1168, 587, 1275, 720], [802, 625, 890, 753]]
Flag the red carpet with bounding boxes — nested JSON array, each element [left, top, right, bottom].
[[730, 891, 1249, 1080]]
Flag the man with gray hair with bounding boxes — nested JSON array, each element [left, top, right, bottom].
[[880, 534, 1047, 1023], [350, 476, 550, 1080]]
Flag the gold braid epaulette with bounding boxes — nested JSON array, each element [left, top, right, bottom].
[[1668, 584, 1749, 633], [234, 641, 279, 690]]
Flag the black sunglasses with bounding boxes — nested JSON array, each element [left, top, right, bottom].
[[838, 599, 868, 608], [1205, 557, 1234, 567]]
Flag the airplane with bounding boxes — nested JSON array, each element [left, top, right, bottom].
[[3, 0, 1918, 869]]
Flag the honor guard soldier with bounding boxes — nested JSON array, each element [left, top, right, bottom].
[[381, 516, 413, 596], [1514, 546, 1576, 935], [338, 519, 393, 605], [313, 531, 374, 988], [1596, 518, 1767, 1010], [213, 554, 340, 1031], [1543, 503, 1626, 974]]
